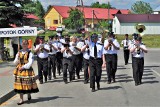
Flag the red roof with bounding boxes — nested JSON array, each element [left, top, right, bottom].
[[53, 5, 128, 20], [25, 14, 39, 20], [120, 9, 130, 14], [116, 14, 160, 23]]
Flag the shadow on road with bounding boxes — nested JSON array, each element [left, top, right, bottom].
[[24, 96, 73, 104], [101, 86, 122, 90], [142, 80, 159, 84]]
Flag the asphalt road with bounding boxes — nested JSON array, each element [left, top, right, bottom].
[[1, 49, 160, 107]]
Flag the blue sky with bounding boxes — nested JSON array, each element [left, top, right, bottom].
[[39, 0, 160, 10]]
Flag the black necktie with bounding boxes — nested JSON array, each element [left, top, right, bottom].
[[109, 46, 112, 50], [94, 44, 97, 58], [126, 40, 128, 46], [50, 46, 52, 52]]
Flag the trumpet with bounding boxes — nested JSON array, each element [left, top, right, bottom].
[[39, 44, 44, 53], [134, 43, 141, 54]]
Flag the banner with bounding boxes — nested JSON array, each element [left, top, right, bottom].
[[0, 27, 37, 37]]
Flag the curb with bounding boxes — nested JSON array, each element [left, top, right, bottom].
[[0, 90, 16, 105]]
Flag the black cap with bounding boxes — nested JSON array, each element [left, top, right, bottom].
[[54, 35, 59, 38], [48, 35, 54, 39], [136, 36, 142, 41], [108, 32, 114, 37], [38, 36, 45, 39], [91, 33, 98, 39]]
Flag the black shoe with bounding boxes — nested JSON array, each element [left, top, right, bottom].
[[44, 79, 47, 83], [84, 80, 88, 84], [28, 95, 31, 101], [107, 81, 111, 84], [135, 83, 138, 86], [48, 77, 51, 80], [17, 102, 24, 105], [40, 81, 43, 84], [77, 75, 80, 79], [97, 85, 100, 90], [53, 76, 57, 79], [91, 88, 95, 92], [64, 81, 68, 84], [125, 63, 127, 65], [112, 79, 116, 83], [72, 77, 75, 80]]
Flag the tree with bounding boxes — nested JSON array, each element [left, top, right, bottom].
[[131, 1, 153, 14], [35, 1, 45, 19], [47, 5, 52, 12], [0, 0, 32, 60], [63, 8, 84, 31], [91, 1, 113, 9]]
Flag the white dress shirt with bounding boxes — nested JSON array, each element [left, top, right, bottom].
[[14, 50, 34, 69], [89, 42, 103, 58], [61, 45, 74, 58], [121, 39, 131, 50], [103, 39, 120, 54], [130, 44, 147, 58], [35, 44, 50, 58], [82, 45, 90, 60], [48, 41, 58, 55]]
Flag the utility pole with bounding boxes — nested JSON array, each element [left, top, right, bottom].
[[108, 1, 110, 32], [92, 9, 94, 29]]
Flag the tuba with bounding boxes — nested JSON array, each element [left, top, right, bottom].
[[135, 24, 146, 36]]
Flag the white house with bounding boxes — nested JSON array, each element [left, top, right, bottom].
[[153, 6, 160, 14], [112, 14, 160, 34]]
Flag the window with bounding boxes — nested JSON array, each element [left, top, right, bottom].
[[114, 28, 116, 33], [53, 20, 58, 24], [114, 19, 116, 24]]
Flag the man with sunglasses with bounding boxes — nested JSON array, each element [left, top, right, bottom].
[[89, 34, 104, 92]]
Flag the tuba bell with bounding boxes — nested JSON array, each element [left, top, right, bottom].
[[135, 24, 146, 36]]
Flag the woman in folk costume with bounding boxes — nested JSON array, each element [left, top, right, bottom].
[[13, 39, 39, 105]]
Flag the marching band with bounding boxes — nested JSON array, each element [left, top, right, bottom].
[[33, 32, 148, 91]]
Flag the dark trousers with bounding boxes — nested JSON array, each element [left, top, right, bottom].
[[79, 53, 83, 71], [63, 57, 73, 82], [132, 57, 144, 84], [12, 44, 18, 59], [56, 52, 63, 74], [105, 54, 118, 82], [83, 58, 89, 82], [71, 54, 81, 79], [123, 49, 130, 64], [89, 57, 102, 88], [37, 57, 48, 82], [48, 54, 56, 79]]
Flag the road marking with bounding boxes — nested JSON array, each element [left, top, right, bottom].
[[151, 68, 160, 77]]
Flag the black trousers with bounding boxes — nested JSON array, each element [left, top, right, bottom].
[[105, 54, 118, 82], [37, 57, 48, 82], [56, 52, 63, 74], [48, 54, 56, 79], [12, 44, 18, 59], [63, 57, 73, 82], [123, 49, 130, 64], [79, 53, 83, 71], [132, 57, 144, 84], [71, 54, 81, 79], [89, 57, 102, 88], [83, 58, 89, 82]]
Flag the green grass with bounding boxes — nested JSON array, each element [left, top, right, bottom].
[[116, 34, 160, 48]]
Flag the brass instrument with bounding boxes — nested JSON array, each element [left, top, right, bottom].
[[39, 44, 44, 53], [135, 24, 146, 36], [135, 43, 141, 54]]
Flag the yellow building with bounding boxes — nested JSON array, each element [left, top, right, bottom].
[[44, 5, 129, 29]]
